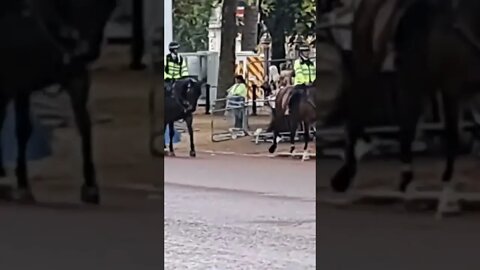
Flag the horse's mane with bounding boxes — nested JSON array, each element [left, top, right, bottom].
[[173, 77, 202, 98]]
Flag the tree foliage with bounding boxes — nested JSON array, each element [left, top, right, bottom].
[[259, 0, 316, 37], [173, 0, 216, 52], [172, 0, 316, 52]]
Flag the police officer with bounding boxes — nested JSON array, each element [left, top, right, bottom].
[[293, 43, 316, 91], [164, 41, 190, 112]]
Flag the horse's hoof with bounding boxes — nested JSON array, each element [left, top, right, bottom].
[[190, 151, 196, 157], [268, 145, 276, 154], [81, 185, 100, 205], [331, 166, 355, 193], [12, 189, 35, 204], [168, 151, 176, 157]]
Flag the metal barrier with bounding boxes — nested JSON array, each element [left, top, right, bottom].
[[210, 97, 251, 142]]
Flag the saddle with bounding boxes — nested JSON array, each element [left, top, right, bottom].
[[280, 85, 316, 115]]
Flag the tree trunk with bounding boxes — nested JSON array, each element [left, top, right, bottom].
[[265, 9, 286, 68], [216, 0, 238, 110], [241, 3, 258, 52]]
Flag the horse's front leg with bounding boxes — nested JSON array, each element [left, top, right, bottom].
[[330, 123, 362, 193], [67, 70, 99, 204], [289, 117, 297, 155], [302, 122, 310, 161], [184, 115, 196, 157], [0, 101, 7, 177], [13, 94, 34, 202], [268, 116, 280, 154]]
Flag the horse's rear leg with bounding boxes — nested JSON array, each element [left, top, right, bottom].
[[330, 124, 362, 192], [437, 93, 461, 218], [67, 71, 99, 204], [13, 94, 34, 202], [184, 115, 196, 157]]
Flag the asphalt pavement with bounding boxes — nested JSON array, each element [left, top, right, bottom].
[[165, 153, 316, 269], [166, 153, 480, 270], [0, 186, 162, 270]]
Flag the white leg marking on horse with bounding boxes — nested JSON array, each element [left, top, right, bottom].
[[436, 181, 460, 220], [354, 139, 373, 160], [302, 149, 310, 162]]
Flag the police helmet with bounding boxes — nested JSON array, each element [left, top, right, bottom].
[[169, 41, 180, 51], [299, 44, 310, 52]]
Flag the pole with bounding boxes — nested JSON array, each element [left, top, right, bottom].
[[252, 84, 257, 116], [205, 84, 211, 115]]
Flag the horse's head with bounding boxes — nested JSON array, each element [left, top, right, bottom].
[[175, 76, 202, 111], [55, 0, 117, 63]]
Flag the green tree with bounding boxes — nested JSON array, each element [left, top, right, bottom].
[[259, 0, 316, 61], [173, 0, 216, 52]]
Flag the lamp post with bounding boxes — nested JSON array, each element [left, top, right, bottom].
[[260, 33, 271, 78]]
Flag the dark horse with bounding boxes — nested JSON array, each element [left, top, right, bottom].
[[0, 0, 116, 203], [164, 77, 202, 157], [329, 0, 480, 216], [268, 85, 317, 161]]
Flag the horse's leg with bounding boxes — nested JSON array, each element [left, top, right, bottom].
[[168, 121, 175, 156], [184, 115, 196, 157], [437, 91, 460, 218], [397, 109, 422, 193], [289, 117, 297, 155], [397, 81, 423, 193], [0, 102, 7, 177], [66, 71, 99, 204], [330, 123, 363, 192], [13, 94, 34, 202], [302, 122, 310, 161], [268, 115, 280, 154]]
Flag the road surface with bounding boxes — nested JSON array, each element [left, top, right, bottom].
[[166, 153, 480, 270], [0, 186, 161, 270], [165, 153, 316, 269]]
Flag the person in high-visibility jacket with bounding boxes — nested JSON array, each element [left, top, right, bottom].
[[285, 43, 316, 115], [293, 44, 316, 87], [226, 75, 248, 128], [164, 41, 190, 112]]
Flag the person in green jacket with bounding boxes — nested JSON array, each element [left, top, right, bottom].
[[226, 75, 248, 128], [284, 43, 316, 115], [164, 41, 190, 112], [293, 43, 316, 89]]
